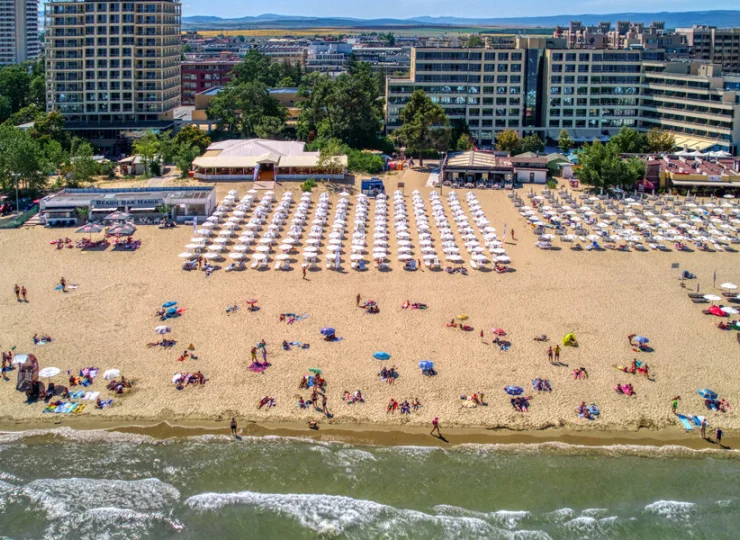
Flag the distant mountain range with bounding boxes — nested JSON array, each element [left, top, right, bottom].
[[183, 10, 740, 31]]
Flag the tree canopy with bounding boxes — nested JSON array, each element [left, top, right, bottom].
[[609, 126, 648, 154], [297, 62, 385, 150], [520, 134, 544, 154], [646, 128, 676, 153], [557, 129, 574, 153], [577, 139, 646, 190], [231, 48, 302, 88], [394, 89, 450, 165], [207, 81, 286, 139], [495, 129, 521, 153]]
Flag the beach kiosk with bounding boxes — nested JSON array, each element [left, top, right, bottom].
[[361, 178, 385, 198], [15, 354, 39, 391]]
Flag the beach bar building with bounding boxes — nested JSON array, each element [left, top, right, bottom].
[[442, 151, 514, 185], [191, 139, 347, 182], [39, 187, 217, 226]]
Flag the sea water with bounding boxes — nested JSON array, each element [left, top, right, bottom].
[[0, 428, 739, 539]]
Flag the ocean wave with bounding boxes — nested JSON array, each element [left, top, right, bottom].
[[644, 500, 696, 520], [433, 504, 531, 530], [185, 491, 520, 538], [0, 426, 157, 445]]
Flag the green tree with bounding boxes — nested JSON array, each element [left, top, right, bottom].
[[0, 95, 11, 124], [520, 134, 544, 154], [173, 143, 201, 178], [609, 126, 648, 154], [30, 111, 68, 149], [456, 133, 475, 151], [207, 82, 286, 138], [133, 130, 160, 177], [68, 139, 98, 187], [44, 140, 68, 174], [0, 123, 49, 194], [5, 104, 41, 127], [174, 125, 211, 154], [394, 89, 450, 166], [577, 139, 645, 190], [156, 130, 177, 164], [496, 129, 521, 153], [254, 116, 286, 139], [317, 138, 346, 169], [0, 65, 32, 112], [646, 128, 676, 153], [467, 35, 485, 47], [557, 129, 574, 153]]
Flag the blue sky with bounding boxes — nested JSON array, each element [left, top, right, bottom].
[[181, 0, 737, 19]]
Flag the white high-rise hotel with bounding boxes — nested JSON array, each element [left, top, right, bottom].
[[0, 0, 40, 65], [45, 0, 181, 146]]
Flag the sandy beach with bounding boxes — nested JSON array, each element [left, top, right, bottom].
[[2, 168, 739, 440]]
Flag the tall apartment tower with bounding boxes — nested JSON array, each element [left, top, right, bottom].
[[44, 0, 181, 146], [0, 0, 40, 65]]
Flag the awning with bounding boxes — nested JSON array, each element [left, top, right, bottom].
[[129, 207, 158, 212], [671, 180, 738, 187], [673, 136, 716, 152]]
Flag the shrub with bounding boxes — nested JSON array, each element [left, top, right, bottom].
[[546, 179, 558, 189], [301, 179, 317, 192]]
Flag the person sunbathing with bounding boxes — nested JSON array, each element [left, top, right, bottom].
[[386, 398, 398, 413], [400, 400, 411, 414], [257, 396, 275, 409], [637, 363, 650, 378], [226, 304, 239, 315], [720, 398, 733, 412], [471, 393, 483, 406], [366, 305, 379, 314], [353, 390, 364, 403], [534, 335, 548, 342], [411, 398, 422, 411], [446, 319, 458, 328], [402, 300, 410, 309], [155, 308, 166, 318]]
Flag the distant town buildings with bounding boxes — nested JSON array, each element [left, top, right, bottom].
[[0, 0, 40, 65]]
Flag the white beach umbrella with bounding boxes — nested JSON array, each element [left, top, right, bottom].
[[103, 369, 120, 380], [228, 253, 245, 260], [178, 252, 194, 258]]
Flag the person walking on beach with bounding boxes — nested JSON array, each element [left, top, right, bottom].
[[250, 347, 257, 362], [547, 346, 553, 364], [716, 428, 723, 445], [322, 394, 328, 415], [230, 417, 237, 437], [671, 396, 680, 415], [356, 293, 361, 307], [554, 345, 561, 363], [302, 266, 307, 280], [14, 284, 20, 301], [700, 417, 708, 439], [60, 277, 67, 292], [21, 286, 27, 302], [511, 229, 516, 241], [430, 416, 442, 438]]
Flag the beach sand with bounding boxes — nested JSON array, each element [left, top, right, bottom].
[[1, 169, 738, 440]]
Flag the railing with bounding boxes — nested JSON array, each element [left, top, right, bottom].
[[0, 206, 39, 229]]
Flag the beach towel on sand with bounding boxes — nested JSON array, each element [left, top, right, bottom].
[[676, 414, 694, 431]]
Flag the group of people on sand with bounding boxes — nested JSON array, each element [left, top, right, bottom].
[[387, 398, 421, 414], [13, 284, 28, 302], [614, 383, 636, 396], [511, 396, 531, 412], [1, 351, 14, 374], [173, 371, 206, 390], [447, 319, 473, 331], [546, 345, 561, 364], [616, 359, 650, 378], [461, 392, 485, 406], [401, 300, 427, 310], [342, 390, 365, 404], [573, 367, 589, 379], [379, 366, 399, 384], [107, 376, 133, 394]]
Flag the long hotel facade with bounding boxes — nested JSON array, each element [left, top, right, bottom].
[[44, 0, 182, 146], [387, 43, 740, 154]]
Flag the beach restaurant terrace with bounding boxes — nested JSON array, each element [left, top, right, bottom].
[[39, 187, 217, 226], [191, 139, 347, 182], [442, 150, 514, 185]]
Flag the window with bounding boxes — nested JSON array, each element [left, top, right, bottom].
[[566, 53, 576, 61], [498, 52, 509, 61], [579, 53, 590, 62], [552, 53, 563, 61], [497, 75, 508, 83], [511, 64, 521, 72], [578, 65, 589, 73], [497, 64, 508, 72]]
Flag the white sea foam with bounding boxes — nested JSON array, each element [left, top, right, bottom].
[[186, 491, 526, 537], [644, 500, 696, 520], [0, 427, 156, 445], [433, 504, 531, 529]]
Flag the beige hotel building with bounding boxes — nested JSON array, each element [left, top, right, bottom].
[[44, 0, 181, 147]]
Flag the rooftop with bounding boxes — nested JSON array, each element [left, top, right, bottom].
[[41, 187, 214, 208]]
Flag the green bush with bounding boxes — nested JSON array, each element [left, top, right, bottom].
[[546, 179, 558, 189], [301, 179, 317, 192], [347, 150, 385, 174]]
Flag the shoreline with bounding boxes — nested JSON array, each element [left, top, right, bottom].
[[0, 416, 734, 451]]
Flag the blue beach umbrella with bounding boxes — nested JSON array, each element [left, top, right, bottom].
[[320, 327, 336, 336], [419, 360, 434, 370], [505, 386, 524, 396], [166, 307, 178, 315], [698, 388, 718, 400], [163, 301, 177, 308], [634, 336, 649, 344], [373, 351, 391, 360]]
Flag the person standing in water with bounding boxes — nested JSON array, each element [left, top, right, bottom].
[[230, 417, 237, 437]]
